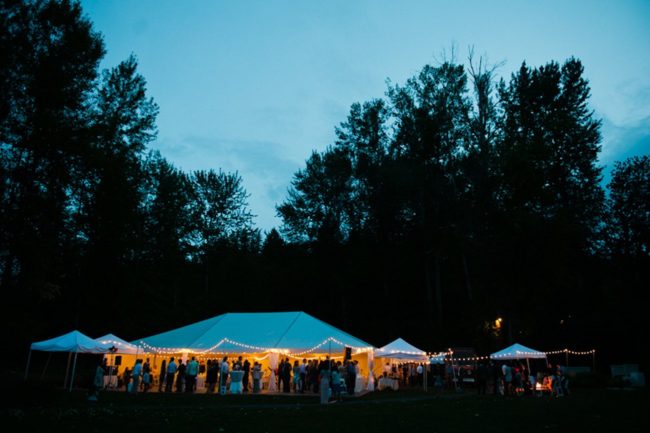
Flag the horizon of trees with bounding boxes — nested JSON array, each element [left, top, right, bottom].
[[1, 0, 648, 369]]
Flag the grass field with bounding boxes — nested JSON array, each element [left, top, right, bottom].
[[3, 383, 649, 433]]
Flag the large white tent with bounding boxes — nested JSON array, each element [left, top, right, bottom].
[[135, 311, 372, 354], [133, 311, 376, 391], [376, 338, 427, 361], [490, 343, 547, 360]]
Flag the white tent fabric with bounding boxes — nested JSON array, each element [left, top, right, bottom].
[[28, 330, 113, 391], [31, 330, 112, 354], [429, 353, 447, 364], [376, 338, 427, 361], [490, 343, 546, 360], [135, 311, 373, 354], [95, 333, 140, 354]]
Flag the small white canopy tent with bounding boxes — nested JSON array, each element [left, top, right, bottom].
[[26, 330, 113, 391], [490, 343, 547, 374], [376, 338, 427, 361], [375, 338, 429, 391], [95, 333, 140, 354], [31, 330, 111, 353], [490, 343, 547, 360], [135, 311, 376, 391]]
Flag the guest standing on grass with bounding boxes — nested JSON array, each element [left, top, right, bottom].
[[242, 359, 251, 392], [319, 357, 331, 404], [142, 368, 151, 393], [282, 358, 292, 393], [299, 359, 307, 393], [122, 367, 131, 392], [220, 356, 230, 394], [131, 359, 142, 394], [346, 360, 356, 395], [292, 360, 300, 392], [165, 357, 177, 392], [88, 361, 105, 402], [176, 360, 186, 392], [206, 360, 218, 393], [186, 356, 199, 393], [476, 363, 488, 395], [158, 359, 167, 392], [252, 362, 262, 393]]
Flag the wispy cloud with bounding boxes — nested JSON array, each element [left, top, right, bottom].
[[152, 136, 301, 231], [599, 115, 650, 185]]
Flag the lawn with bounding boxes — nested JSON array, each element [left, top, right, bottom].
[[4, 385, 649, 433]]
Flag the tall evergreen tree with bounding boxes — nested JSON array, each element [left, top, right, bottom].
[[0, 0, 104, 341]]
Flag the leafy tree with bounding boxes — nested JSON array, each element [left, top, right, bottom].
[[277, 147, 353, 244], [607, 155, 650, 258], [0, 0, 104, 304], [190, 169, 254, 249], [493, 59, 604, 340]]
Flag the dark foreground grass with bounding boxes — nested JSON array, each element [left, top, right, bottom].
[[3, 384, 649, 433]]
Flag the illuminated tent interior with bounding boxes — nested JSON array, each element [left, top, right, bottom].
[[115, 311, 376, 392]]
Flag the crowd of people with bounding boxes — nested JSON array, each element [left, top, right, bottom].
[[94, 355, 361, 401], [89, 356, 569, 401], [425, 361, 570, 397]]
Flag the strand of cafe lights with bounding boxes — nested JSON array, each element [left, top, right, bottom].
[[436, 348, 596, 363], [137, 336, 373, 357]]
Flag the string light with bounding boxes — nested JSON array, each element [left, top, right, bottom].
[[137, 336, 373, 357], [377, 348, 427, 356], [137, 338, 595, 362], [545, 348, 596, 356], [98, 339, 137, 349]]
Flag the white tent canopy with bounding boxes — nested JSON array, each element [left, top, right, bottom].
[[31, 330, 112, 354], [95, 333, 140, 354], [135, 311, 374, 354], [27, 330, 113, 391], [490, 343, 546, 360], [376, 338, 427, 361]]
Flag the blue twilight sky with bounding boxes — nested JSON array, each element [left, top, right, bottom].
[[80, 0, 650, 232]]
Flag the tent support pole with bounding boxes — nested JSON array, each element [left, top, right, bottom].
[[41, 352, 52, 379], [592, 352, 596, 372], [63, 352, 72, 388], [451, 356, 458, 392], [423, 361, 427, 392], [24, 349, 32, 381], [565, 349, 569, 366], [69, 352, 78, 392]]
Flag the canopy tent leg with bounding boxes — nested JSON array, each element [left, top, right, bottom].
[[423, 362, 427, 392], [451, 356, 458, 392], [63, 352, 72, 388], [106, 354, 113, 389], [69, 352, 78, 392], [592, 351, 596, 372], [41, 352, 52, 380], [24, 349, 32, 381]]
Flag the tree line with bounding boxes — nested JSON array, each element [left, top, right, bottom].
[[1, 1, 648, 368]]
